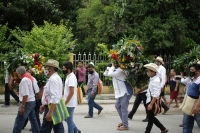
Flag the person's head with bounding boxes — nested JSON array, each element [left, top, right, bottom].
[[144, 63, 159, 77], [62, 61, 73, 75], [155, 56, 164, 66], [77, 61, 83, 68], [87, 64, 95, 74], [16, 66, 26, 79], [43, 59, 60, 77], [189, 63, 200, 78], [170, 69, 176, 76]]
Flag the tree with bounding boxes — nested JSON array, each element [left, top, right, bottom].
[[10, 21, 76, 64]]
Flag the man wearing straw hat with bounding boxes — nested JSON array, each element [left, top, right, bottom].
[[144, 63, 169, 133], [155, 56, 170, 115], [39, 59, 64, 133]]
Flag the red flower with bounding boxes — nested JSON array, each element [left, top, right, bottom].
[[111, 54, 117, 59]]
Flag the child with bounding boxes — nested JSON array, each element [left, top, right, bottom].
[[167, 69, 179, 108]]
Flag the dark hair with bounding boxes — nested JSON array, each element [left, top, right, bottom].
[[107, 63, 112, 67], [52, 67, 58, 72], [63, 61, 73, 72], [189, 63, 200, 71], [87, 64, 94, 68], [78, 60, 83, 64]]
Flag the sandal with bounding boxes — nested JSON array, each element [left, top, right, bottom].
[[118, 123, 123, 127], [117, 126, 129, 130], [173, 105, 179, 108]]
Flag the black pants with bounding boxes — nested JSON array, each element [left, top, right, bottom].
[[145, 103, 166, 133], [4, 83, 19, 105], [128, 92, 147, 119], [78, 81, 86, 96]]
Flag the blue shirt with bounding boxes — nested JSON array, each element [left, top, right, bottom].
[[187, 76, 200, 99]]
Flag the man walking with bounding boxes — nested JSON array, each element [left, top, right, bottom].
[[155, 56, 170, 114], [76, 61, 86, 97], [13, 66, 40, 133], [40, 59, 64, 133], [1, 70, 19, 107], [84, 63, 103, 118], [63, 61, 82, 133]]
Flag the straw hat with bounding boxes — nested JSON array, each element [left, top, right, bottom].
[[155, 56, 164, 64], [144, 63, 159, 73], [43, 59, 60, 69]]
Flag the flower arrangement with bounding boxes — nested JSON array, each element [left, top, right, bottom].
[[110, 36, 151, 89]]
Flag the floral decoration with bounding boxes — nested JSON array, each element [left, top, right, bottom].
[[110, 36, 151, 89]]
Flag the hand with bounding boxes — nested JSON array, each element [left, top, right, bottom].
[[46, 111, 52, 121], [180, 72, 184, 77], [174, 89, 177, 91], [147, 104, 153, 111], [76, 67, 80, 71], [161, 88, 164, 92], [90, 93, 94, 98], [193, 106, 200, 115], [86, 89, 88, 94], [40, 105, 45, 113], [19, 107, 25, 115]]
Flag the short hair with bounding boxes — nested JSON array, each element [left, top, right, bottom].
[[78, 60, 83, 64], [189, 63, 200, 70], [107, 63, 112, 67], [52, 67, 58, 72], [16, 66, 26, 75], [87, 64, 94, 68], [63, 61, 73, 72]]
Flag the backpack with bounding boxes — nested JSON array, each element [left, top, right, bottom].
[[97, 79, 103, 94]]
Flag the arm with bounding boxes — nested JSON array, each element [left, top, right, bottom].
[[91, 74, 99, 94], [33, 79, 40, 99], [65, 86, 74, 105], [160, 68, 166, 88], [78, 67, 86, 76], [107, 66, 124, 77], [19, 95, 28, 115], [103, 67, 111, 76], [193, 96, 200, 115], [174, 80, 179, 91]]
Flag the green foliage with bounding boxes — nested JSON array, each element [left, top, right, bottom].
[[95, 43, 110, 57], [173, 45, 200, 72], [10, 21, 76, 64]]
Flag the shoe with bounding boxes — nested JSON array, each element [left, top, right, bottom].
[[161, 129, 169, 133], [142, 118, 148, 122], [179, 124, 183, 127], [77, 130, 82, 133], [1, 104, 9, 108], [128, 114, 132, 120], [84, 115, 93, 118], [162, 108, 169, 115], [98, 108, 103, 115], [29, 129, 32, 131], [117, 126, 129, 130]]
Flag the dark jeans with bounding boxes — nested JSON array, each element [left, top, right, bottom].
[[23, 99, 42, 128], [145, 103, 166, 133], [40, 106, 64, 133], [87, 89, 102, 116], [4, 83, 19, 105], [128, 92, 147, 119], [78, 82, 86, 96]]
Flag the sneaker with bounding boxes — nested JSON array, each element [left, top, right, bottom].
[[1, 104, 9, 108], [142, 118, 148, 122], [162, 108, 169, 115], [84, 115, 93, 118], [98, 108, 103, 115], [78, 130, 82, 133]]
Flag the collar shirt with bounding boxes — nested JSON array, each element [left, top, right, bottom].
[[19, 77, 39, 102], [106, 66, 129, 98], [63, 72, 78, 107], [87, 71, 99, 94], [42, 72, 63, 105], [156, 65, 166, 88], [146, 75, 161, 104]]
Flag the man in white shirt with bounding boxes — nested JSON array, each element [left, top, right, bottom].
[[144, 63, 169, 133], [13, 66, 40, 133], [62, 61, 82, 133], [104, 64, 132, 131], [155, 56, 169, 114], [40, 59, 64, 133]]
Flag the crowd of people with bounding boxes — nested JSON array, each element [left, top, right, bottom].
[[1, 56, 200, 133]]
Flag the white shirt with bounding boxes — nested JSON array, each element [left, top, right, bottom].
[[19, 77, 39, 102], [156, 65, 166, 88], [181, 77, 190, 92], [41, 72, 63, 105], [5, 70, 8, 83], [146, 75, 161, 104], [104, 66, 129, 98], [63, 72, 78, 107]]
